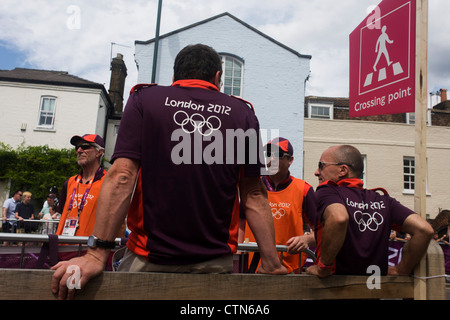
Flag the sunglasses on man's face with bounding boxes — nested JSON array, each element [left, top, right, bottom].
[[317, 161, 352, 170], [75, 144, 94, 151], [266, 151, 290, 158]]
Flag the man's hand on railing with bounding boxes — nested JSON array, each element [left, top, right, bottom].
[[51, 249, 107, 300]]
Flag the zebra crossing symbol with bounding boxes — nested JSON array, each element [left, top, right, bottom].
[[363, 61, 404, 87]]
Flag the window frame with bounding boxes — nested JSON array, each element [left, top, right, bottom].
[[403, 156, 416, 192], [37, 96, 57, 129], [307, 102, 333, 120], [219, 53, 244, 97]]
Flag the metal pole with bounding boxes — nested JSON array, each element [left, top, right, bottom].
[[151, 0, 163, 83]]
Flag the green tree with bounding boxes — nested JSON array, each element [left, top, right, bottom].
[[0, 143, 80, 212]]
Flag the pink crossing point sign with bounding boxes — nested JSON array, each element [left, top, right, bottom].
[[349, 0, 416, 117]]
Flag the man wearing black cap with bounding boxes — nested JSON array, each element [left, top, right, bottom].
[[55, 134, 107, 237]]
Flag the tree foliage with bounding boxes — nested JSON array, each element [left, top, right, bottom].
[[0, 143, 80, 210]]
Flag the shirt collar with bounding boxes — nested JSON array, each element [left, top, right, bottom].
[[172, 79, 219, 91], [320, 178, 364, 189], [78, 166, 105, 183], [262, 172, 292, 192]]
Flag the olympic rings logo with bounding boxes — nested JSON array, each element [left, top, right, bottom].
[[272, 208, 286, 220], [173, 110, 221, 136], [353, 210, 384, 232]]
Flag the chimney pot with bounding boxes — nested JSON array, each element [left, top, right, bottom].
[[109, 53, 127, 113]]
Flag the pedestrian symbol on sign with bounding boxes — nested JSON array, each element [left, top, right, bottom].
[[373, 25, 393, 72], [363, 25, 405, 88]]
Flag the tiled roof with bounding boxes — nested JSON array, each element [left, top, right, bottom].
[[0, 68, 104, 89], [135, 12, 312, 60]]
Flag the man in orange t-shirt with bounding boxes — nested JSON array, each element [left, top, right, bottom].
[[241, 137, 317, 273], [56, 134, 107, 236]]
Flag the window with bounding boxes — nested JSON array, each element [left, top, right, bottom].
[[220, 55, 244, 97], [311, 105, 331, 119], [403, 157, 415, 191], [38, 96, 56, 128], [406, 110, 432, 125], [406, 112, 415, 124], [361, 154, 367, 187], [308, 102, 333, 119]]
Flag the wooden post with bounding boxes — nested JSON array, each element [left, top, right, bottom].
[[414, 0, 428, 300], [425, 240, 446, 299]]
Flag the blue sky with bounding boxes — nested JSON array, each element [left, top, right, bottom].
[[0, 0, 449, 104], [0, 42, 30, 70]]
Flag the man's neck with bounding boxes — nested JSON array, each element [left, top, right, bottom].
[[269, 171, 290, 189], [80, 164, 100, 183]]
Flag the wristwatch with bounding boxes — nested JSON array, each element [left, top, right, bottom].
[[318, 258, 334, 271], [87, 235, 116, 249]]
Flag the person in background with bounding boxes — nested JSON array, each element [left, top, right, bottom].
[[39, 193, 57, 219], [42, 204, 59, 234], [15, 191, 35, 233], [2, 189, 22, 233]]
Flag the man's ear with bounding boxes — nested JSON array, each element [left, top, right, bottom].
[[96, 149, 104, 160], [338, 164, 351, 179], [288, 156, 294, 166], [214, 71, 222, 88]]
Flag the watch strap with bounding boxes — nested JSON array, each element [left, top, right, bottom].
[[96, 238, 116, 249]]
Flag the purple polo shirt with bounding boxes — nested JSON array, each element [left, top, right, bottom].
[[111, 80, 264, 264], [316, 178, 414, 275]]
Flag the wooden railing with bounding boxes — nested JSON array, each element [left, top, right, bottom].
[[0, 234, 446, 300]]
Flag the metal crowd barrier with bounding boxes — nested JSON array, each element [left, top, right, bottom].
[[0, 233, 122, 246], [0, 233, 316, 271], [2, 218, 60, 234]]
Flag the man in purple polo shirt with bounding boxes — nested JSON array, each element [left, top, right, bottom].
[[306, 145, 433, 277], [52, 44, 287, 299]]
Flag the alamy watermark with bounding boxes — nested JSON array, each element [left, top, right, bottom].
[[66, 5, 81, 30], [170, 127, 280, 175], [366, 5, 381, 30], [366, 265, 381, 290], [66, 265, 81, 290]]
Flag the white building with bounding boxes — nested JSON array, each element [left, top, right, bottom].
[[134, 12, 311, 178], [0, 68, 113, 149]]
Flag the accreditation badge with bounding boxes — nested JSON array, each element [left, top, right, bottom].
[[62, 218, 78, 236]]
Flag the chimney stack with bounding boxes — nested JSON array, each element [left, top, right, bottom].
[[109, 53, 127, 113], [440, 88, 447, 103]]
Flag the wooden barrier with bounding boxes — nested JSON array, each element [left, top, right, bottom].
[[0, 269, 414, 300], [0, 240, 445, 300]]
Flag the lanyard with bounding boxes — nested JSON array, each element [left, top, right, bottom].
[[67, 167, 102, 214]]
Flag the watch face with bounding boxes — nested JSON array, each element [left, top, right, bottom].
[[87, 235, 96, 247]]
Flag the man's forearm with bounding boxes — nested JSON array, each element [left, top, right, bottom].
[[319, 204, 349, 265], [89, 158, 139, 261], [240, 177, 281, 272], [245, 196, 279, 263], [395, 214, 433, 274]]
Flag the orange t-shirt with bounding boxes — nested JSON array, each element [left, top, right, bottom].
[[56, 171, 106, 236], [244, 178, 307, 273]]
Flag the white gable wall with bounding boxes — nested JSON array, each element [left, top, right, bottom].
[[135, 14, 310, 178], [0, 82, 107, 149]]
